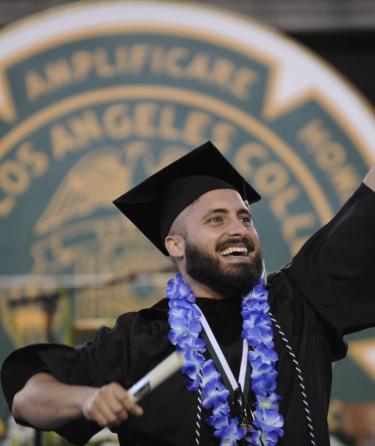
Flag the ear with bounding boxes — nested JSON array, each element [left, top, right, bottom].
[[165, 234, 185, 258]]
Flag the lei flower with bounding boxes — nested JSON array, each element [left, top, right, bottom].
[[167, 273, 284, 445]]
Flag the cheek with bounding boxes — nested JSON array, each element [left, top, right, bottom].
[[249, 225, 260, 242], [187, 225, 213, 243], [198, 237, 217, 252]]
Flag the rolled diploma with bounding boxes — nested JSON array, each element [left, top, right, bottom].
[[128, 351, 184, 402]]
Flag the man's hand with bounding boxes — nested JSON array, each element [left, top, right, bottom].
[[82, 382, 143, 427]]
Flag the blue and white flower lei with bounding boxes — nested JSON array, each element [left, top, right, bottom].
[[167, 273, 284, 445]]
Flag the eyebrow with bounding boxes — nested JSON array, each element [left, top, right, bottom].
[[201, 207, 252, 220]]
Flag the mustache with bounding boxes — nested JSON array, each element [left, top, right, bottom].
[[216, 237, 255, 253]]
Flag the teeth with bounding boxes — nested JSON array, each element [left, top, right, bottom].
[[219, 246, 248, 256]]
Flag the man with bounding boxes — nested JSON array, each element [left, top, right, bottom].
[[1, 141, 375, 446]]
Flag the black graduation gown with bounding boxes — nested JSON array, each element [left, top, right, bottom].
[[1, 183, 375, 446]]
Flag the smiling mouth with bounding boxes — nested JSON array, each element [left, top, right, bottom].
[[219, 246, 249, 257]]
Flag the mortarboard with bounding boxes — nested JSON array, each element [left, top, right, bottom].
[[113, 141, 261, 255]]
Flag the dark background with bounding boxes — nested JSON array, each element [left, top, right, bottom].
[[295, 29, 375, 109]]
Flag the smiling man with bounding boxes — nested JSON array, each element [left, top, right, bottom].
[[1, 141, 375, 446]]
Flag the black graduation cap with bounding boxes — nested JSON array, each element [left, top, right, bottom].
[[113, 141, 261, 255]]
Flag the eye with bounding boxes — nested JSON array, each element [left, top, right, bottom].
[[240, 215, 252, 225], [208, 216, 222, 224]]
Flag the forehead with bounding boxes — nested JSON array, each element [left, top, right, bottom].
[[188, 188, 248, 217]]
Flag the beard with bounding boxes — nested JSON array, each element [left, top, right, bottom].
[[185, 238, 263, 298]]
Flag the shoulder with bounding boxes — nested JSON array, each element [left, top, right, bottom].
[[95, 299, 169, 332], [112, 299, 169, 332], [85, 299, 170, 357]]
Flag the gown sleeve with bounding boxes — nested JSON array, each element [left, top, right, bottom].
[[0, 311, 167, 445], [285, 183, 375, 343]]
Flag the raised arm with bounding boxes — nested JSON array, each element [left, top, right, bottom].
[[286, 167, 375, 341], [12, 372, 142, 430]]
